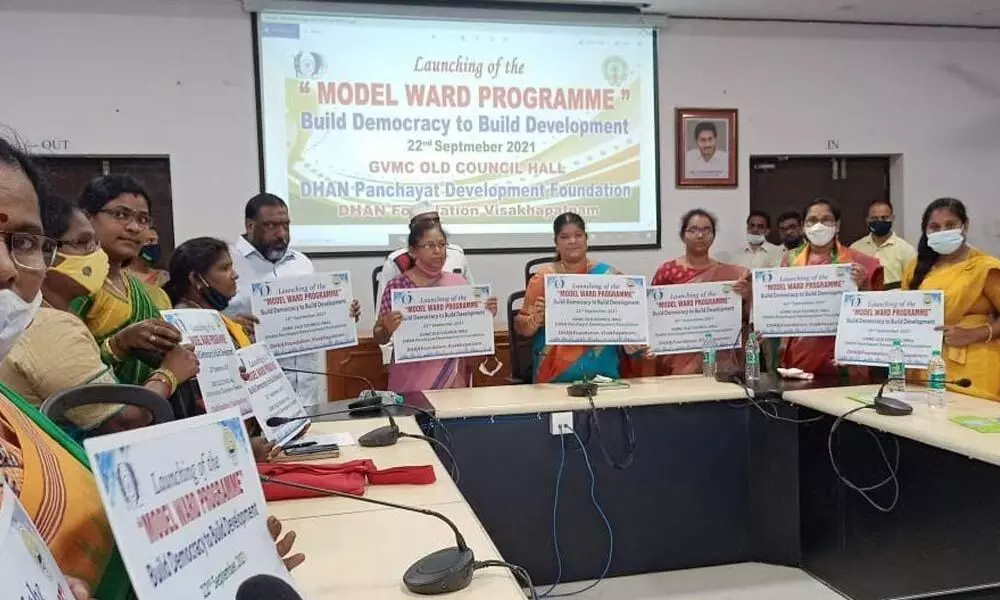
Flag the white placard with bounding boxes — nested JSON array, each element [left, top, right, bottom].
[[250, 272, 358, 359], [751, 264, 856, 338], [237, 343, 309, 445], [392, 285, 494, 363], [544, 274, 648, 345], [647, 281, 743, 355], [84, 410, 296, 600], [0, 483, 75, 600], [161, 309, 252, 417], [835, 291, 945, 368]]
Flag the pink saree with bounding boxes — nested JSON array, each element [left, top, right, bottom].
[[379, 271, 472, 393], [650, 260, 749, 376]]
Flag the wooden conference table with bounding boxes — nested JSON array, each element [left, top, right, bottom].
[[272, 378, 1000, 600], [269, 418, 526, 599]]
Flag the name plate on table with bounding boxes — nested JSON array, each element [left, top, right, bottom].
[[162, 309, 252, 417], [392, 284, 494, 363], [237, 343, 309, 445], [752, 264, 856, 338], [648, 281, 742, 355], [84, 410, 297, 600], [835, 291, 944, 368], [545, 274, 648, 346], [0, 483, 76, 600], [250, 272, 358, 359]]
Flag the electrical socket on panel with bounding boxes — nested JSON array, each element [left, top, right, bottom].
[[550, 412, 574, 435]]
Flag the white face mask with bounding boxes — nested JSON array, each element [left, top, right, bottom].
[[0, 290, 42, 361], [926, 229, 965, 255], [747, 233, 766, 246], [805, 223, 837, 247]]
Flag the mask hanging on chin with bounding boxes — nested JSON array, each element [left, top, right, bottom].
[[139, 243, 162, 265], [783, 236, 803, 250], [927, 229, 965, 255], [198, 275, 231, 311], [747, 233, 766, 246], [414, 258, 443, 279], [0, 290, 42, 361], [805, 223, 837, 247], [49, 248, 111, 296]]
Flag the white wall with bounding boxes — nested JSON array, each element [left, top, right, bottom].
[[2, 0, 999, 331]]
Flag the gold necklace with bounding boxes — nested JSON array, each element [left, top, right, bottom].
[[106, 272, 129, 298]]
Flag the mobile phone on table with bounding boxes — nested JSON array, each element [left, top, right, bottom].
[[273, 443, 340, 462]]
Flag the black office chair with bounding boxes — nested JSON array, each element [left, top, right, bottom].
[[524, 256, 555, 285], [372, 264, 384, 312], [507, 290, 535, 384], [41, 384, 175, 433]]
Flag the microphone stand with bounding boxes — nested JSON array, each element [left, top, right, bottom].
[[261, 475, 475, 594], [873, 376, 972, 416]]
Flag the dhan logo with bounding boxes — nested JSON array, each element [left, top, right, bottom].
[[294, 50, 326, 79], [251, 282, 273, 297], [394, 291, 413, 306], [602, 56, 629, 87]]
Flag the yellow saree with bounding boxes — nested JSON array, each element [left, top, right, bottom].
[[903, 248, 1000, 401]]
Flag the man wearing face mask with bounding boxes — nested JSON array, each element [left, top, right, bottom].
[[0, 195, 200, 435], [226, 193, 323, 407], [738, 210, 783, 270], [850, 200, 916, 290], [776, 210, 805, 252]]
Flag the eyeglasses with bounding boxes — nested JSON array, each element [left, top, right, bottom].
[[685, 226, 715, 236], [98, 207, 153, 228], [58, 237, 99, 254], [804, 216, 837, 227], [415, 241, 448, 251], [0, 231, 59, 271]]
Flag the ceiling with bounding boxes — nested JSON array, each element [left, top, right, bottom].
[[497, 0, 1000, 27]]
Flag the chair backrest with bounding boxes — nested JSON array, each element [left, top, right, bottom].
[[506, 290, 534, 384], [41, 384, 175, 432], [524, 256, 556, 286], [371, 264, 384, 312]]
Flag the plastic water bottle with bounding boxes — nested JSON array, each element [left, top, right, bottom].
[[745, 330, 761, 386], [702, 333, 716, 379], [927, 350, 947, 409], [887, 340, 906, 395]]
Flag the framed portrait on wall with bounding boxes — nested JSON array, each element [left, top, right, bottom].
[[675, 108, 738, 187]]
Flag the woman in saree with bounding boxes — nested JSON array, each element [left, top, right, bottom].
[[0, 195, 199, 437], [514, 212, 642, 383], [902, 198, 1000, 401], [651, 209, 749, 375], [777, 198, 883, 377], [75, 174, 183, 386], [376, 220, 497, 393], [0, 137, 303, 600]]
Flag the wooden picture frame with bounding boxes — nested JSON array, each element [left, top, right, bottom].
[[675, 108, 738, 188]]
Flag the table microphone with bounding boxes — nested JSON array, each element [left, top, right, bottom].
[[267, 405, 401, 448], [873, 376, 972, 416], [235, 574, 303, 600], [260, 475, 475, 594]]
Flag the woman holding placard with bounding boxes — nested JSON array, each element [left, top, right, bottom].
[[375, 221, 497, 392], [902, 198, 1000, 401], [776, 198, 882, 377], [650, 209, 749, 375], [515, 212, 640, 383]]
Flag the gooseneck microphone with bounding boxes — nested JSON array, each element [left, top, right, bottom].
[[266, 407, 400, 448], [260, 475, 475, 594], [873, 376, 972, 416], [236, 574, 303, 600]]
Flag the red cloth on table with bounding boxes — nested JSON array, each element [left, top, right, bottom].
[[258, 459, 436, 501]]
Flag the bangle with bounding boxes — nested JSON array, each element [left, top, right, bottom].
[[147, 368, 179, 396], [101, 337, 124, 365], [985, 324, 994, 344]]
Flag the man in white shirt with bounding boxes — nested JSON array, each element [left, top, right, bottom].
[[226, 193, 323, 407], [738, 210, 784, 270], [684, 121, 729, 179], [375, 200, 471, 364]]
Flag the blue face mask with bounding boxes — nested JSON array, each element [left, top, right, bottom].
[[927, 229, 965, 255]]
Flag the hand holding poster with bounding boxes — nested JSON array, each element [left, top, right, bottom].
[[751, 265, 856, 338], [0, 484, 75, 600], [251, 272, 358, 359], [545, 274, 648, 345], [237, 344, 310, 445], [392, 285, 494, 363], [647, 281, 742, 355], [161, 309, 252, 417], [84, 410, 297, 600], [835, 291, 944, 368]]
